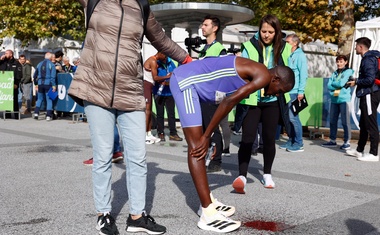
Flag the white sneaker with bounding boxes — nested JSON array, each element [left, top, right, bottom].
[[232, 130, 242, 135], [197, 199, 236, 217], [46, 116, 51, 121], [357, 153, 379, 162], [346, 149, 363, 158], [197, 212, 241, 233], [33, 113, 38, 120], [261, 174, 275, 189], [145, 135, 161, 144], [232, 175, 246, 194]]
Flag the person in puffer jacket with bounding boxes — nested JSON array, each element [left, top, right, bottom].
[[68, 1, 191, 234], [345, 37, 380, 162]]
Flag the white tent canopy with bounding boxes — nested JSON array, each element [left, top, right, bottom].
[[350, 17, 380, 78]]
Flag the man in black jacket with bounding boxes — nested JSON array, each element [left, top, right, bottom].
[[0, 50, 22, 119], [346, 37, 380, 162]]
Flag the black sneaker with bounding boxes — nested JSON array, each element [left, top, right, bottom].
[[222, 147, 230, 157], [126, 213, 166, 234], [207, 162, 222, 173], [96, 213, 120, 235]]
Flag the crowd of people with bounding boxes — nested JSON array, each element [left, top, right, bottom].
[[1, 2, 379, 234], [0, 49, 79, 120]]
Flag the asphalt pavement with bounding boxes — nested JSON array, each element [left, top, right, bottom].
[[1, 114, 380, 235]]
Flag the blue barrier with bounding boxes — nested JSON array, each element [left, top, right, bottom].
[[56, 73, 84, 113]]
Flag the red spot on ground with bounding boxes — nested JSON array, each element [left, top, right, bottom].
[[243, 220, 294, 232]]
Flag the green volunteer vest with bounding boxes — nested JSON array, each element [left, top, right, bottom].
[[198, 42, 226, 58], [240, 41, 292, 105]]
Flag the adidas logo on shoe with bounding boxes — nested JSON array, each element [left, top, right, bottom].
[[197, 212, 240, 233], [197, 199, 236, 217]]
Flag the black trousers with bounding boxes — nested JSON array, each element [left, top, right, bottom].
[[154, 95, 177, 136], [238, 101, 279, 176], [357, 91, 380, 156]]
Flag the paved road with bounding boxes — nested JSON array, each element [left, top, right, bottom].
[[1, 116, 380, 235]]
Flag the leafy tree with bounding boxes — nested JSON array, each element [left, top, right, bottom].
[[0, 0, 84, 45], [0, 0, 378, 52]]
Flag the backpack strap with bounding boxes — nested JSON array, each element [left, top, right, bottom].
[[86, 0, 149, 35], [137, 0, 150, 38], [86, 0, 101, 31]]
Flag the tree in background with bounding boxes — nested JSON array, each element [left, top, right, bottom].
[[0, 0, 378, 54], [0, 0, 84, 46]]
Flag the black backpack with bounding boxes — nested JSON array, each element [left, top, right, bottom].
[[86, 0, 150, 35]]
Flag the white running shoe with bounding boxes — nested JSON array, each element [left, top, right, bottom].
[[197, 199, 236, 217], [232, 130, 242, 135], [346, 149, 363, 158], [197, 212, 241, 233], [261, 174, 275, 189], [146, 135, 161, 144], [357, 153, 379, 162], [232, 175, 246, 194]]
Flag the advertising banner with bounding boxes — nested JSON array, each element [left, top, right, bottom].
[[0, 71, 14, 111]]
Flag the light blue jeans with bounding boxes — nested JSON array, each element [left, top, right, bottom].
[[84, 101, 146, 215], [329, 102, 351, 143], [288, 94, 303, 145]]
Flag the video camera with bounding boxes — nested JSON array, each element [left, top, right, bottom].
[[184, 36, 206, 48], [343, 76, 355, 89], [227, 44, 240, 55]]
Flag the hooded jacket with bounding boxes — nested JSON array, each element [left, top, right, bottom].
[[356, 50, 380, 97], [68, 0, 188, 111]]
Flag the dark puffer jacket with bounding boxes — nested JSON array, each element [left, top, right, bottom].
[[68, 0, 188, 111], [356, 50, 380, 97]]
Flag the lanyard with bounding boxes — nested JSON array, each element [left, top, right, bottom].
[[259, 45, 273, 99], [64, 65, 71, 72], [161, 62, 169, 75], [262, 45, 272, 67]]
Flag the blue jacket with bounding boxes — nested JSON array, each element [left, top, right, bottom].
[[327, 68, 354, 103], [288, 47, 308, 95], [153, 57, 176, 96], [356, 50, 380, 97], [33, 59, 57, 86]]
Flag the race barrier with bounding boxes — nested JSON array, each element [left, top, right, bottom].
[[56, 73, 84, 113], [0, 71, 20, 120], [0, 71, 14, 111]]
